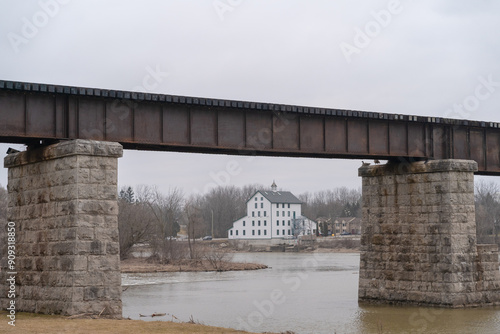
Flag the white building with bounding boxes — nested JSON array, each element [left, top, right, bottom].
[[228, 182, 317, 240]]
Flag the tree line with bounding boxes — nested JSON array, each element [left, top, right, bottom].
[[0, 181, 499, 262]]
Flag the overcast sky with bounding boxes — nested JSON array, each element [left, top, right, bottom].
[[1, 0, 500, 196]]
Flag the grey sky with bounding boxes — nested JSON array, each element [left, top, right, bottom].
[[1, 0, 500, 195]]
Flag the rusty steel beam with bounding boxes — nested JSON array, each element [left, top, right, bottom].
[[1, 80, 500, 174]]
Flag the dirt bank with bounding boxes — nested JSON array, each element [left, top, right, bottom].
[[121, 258, 268, 273]]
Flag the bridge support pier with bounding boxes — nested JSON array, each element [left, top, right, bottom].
[[358, 159, 500, 307], [1, 140, 122, 317]]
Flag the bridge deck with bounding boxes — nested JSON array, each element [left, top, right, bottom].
[[1, 80, 500, 174]]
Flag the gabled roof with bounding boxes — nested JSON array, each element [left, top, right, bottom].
[[257, 190, 302, 204]]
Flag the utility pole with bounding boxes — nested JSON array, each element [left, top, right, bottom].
[[211, 209, 214, 238]]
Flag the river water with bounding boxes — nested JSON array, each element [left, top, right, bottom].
[[122, 253, 500, 334]]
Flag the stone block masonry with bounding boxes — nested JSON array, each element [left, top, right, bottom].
[[358, 159, 500, 307], [0, 140, 123, 317]]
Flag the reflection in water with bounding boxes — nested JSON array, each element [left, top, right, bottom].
[[122, 253, 500, 334]]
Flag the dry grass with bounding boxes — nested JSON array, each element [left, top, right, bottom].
[[0, 311, 268, 334], [121, 258, 268, 273]]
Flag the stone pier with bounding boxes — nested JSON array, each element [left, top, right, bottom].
[[0, 140, 122, 317], [358, 159, 500, 307]]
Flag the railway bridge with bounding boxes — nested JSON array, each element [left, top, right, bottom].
[[0, 80, 499, 316]]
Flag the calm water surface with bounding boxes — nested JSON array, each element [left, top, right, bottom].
[[122, 253, 500, 334]]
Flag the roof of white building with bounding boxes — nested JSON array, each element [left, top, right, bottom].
[[256, 190, 302, 204]]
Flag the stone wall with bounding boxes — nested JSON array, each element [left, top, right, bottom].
[[0, 140, 122, 317], [358, 159, 500, 307]]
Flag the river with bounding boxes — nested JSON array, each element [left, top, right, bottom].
[[121, 252, 500, 334]]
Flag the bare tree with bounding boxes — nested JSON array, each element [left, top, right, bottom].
[[475, 180, 500, 245], [117, 186, 153, 260], [299, 187, 362, 221], [184, 196, 204, 260], [203, 245, 233, 271], [137, 185, 184, 264]]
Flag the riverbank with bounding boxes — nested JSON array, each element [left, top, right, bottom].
[[0, 311, 283, 333], [121, 258, 268, 273]]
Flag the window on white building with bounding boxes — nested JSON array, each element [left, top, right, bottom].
[[282, 229, 285, 235], [258, 211, 260, 217], [277, 211, 279, 217], [258, 221, 261, 226], [276, 221, 279, 226], [264, 230, 267, 235], [282, 220, 285, 226], [236, 230, 239, 236], [276, 203, 279, 208], [277, 230, 279, 235], [252, 221, 255, 226], [288, 220, 290, 226], [288, 204, 290, 208], [243, 230, 245, 236], [264, 211, 267, 216], [252, 230, 255, 235], [252, 212, 254, 217], [288, 211, 290, 217], [258, 230, 261, 235], [261, 197, 263, 201], [261, 203, 263, 208], [288, 230, 291, 235], [255, 203, 257, 209], [282, 211, 285, 216], [243, 221, 245, 227], [264, 220, 267, 226], [230, 230, 233, 236], [255, 197, 257, 201]]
